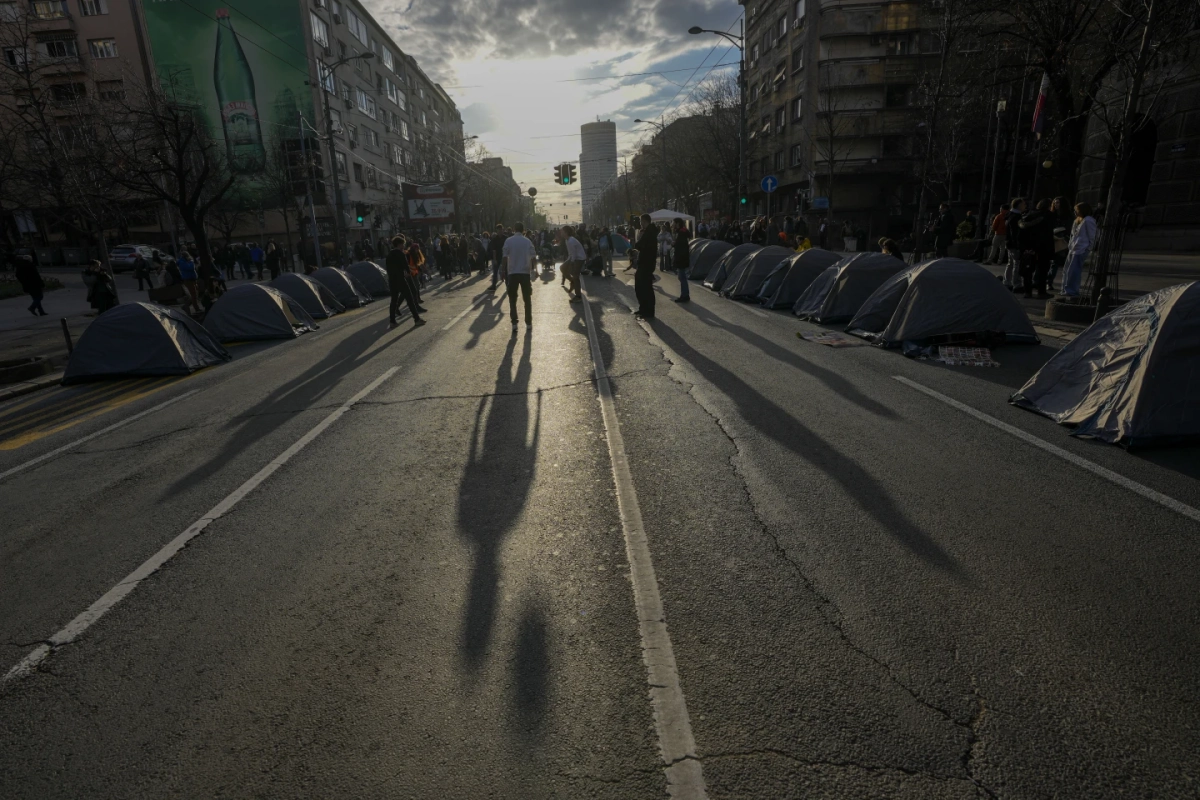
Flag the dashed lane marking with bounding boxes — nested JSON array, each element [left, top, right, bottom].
[[579, 277, 708, 798], [2, 368, 399, 685], [893, 375, 1200, 525]]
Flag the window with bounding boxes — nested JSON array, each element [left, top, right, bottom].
[[329, 0, 341, 13], [3, 46, 28, 69], [353, 161, 363, 183], [387, 79, 406, 110], [329, 107, 343, 132], [774, 151, 784, 171], [39, 37, 78, 60], [887, 36, 911, 56], [50, 83, 85, 103], [337, 39, 346, 59], [0, 2, 18, 21], [400, 120, 409, 140], [356, 87, 376, 119], [420, 110, 427, 126], [794, 0, 805, 24], [790, 143, 803, 166], [886, 85, 910, 107], [347, 123, 357, 145], [79, 0, 107, 14], [382, 48, 393, 71], [366, 165, 377, 188], [760, 114, 771, 136], [418, 85, 425, 100], [311, 14, 330, 48], [318, 62, 336, 93], [751, 43, 759, 64], [777, 16, 787, 38], [791, 45, 804, 73], [367, 126, 379, 148], [88, 39, 118, 59], [790, 96, 802, 120], [31, 1, 67, 19], [773, 60, 786, 85], [774, 106, 785, 131], [346, 10, 367, 44], [335, 151, 347, 178], [96, 79, 124, 100]]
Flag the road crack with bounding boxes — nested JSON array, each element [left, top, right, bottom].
[[355, 369, 655, 407], [701, 748, 991, 792], [625, 318, 998, 796]]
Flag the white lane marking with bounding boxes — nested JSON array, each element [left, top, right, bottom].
[[579, 277, 708, 798], [893, 375, 1200, 525], [0, 389, 201, 483], [442, 292, 493, 331], [3, 368, 399, 686]]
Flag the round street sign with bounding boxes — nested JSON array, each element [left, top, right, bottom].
[[760, 175, 779, 193]]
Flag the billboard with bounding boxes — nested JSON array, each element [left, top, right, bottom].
[[402, 183, 456, 223], [142, 1, 315, 207]]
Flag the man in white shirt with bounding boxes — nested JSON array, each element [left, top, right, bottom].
[[560, 225, 586, 303], [501, 222, 536, 333]]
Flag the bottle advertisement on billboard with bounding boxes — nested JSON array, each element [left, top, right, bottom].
[[402, 183, 456, 224], [142, 1, 315, 207]]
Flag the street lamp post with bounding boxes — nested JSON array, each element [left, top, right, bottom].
[[319, 51, 373, 266], [689, 22, 745, 222], [634, 117, 669, 208]]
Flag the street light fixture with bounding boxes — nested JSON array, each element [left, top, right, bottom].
[[321, 50, 374, 264], [689, 23, 746, 221]]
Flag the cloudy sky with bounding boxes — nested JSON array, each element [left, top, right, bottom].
[[365, 0, 744, 219]]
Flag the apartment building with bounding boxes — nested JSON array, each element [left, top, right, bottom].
[[741, 0, 931, 239]]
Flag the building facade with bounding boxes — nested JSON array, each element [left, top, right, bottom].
[[579, 120, 617, 225]]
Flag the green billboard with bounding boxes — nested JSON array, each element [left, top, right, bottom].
[[143, 0, 315, 205]]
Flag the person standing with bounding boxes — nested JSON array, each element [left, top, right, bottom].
[[132, 251, 150, 291], [934, 203, 956, 258], [672, 218, 691, 303], [817, 217, 828, 249], [986, 204, 1009, 265], [1017, 199, 1056, 298], [1060, 202, 1096, 299], [177, 250, 200, 312], [15, 256, 46, 316], [250, 242, 265, 279], [598, 226, 615, 277], [634, 213, 658, 320], [501, 222, 535, 333], [560, 225, 586, 303], [266, 241, 281, 280], [1004, 198, 1026, 291], [405, 239, 427, 312], [386, 235, 425, 327]]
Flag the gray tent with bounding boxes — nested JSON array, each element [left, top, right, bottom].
[[758, 249, 843, 308], [1010, 281, 1200, 448], [203, 284, 317, 343], [312, 267, 371, 308], [63, 302, 230, 384], [346, 261, 390, 296], [847, 258, 1039, 346], [722, 246, 794, 299], [704, 243, 760, 290], [270, 273, 344, 319], [794, 252, 907, 322], [688, 237, 711, 254], [690, 239, 734, 281]]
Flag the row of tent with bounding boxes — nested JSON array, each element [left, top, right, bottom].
[[63, 263, 392, 384], [687, 238, 1040, 347], [687, 238, 1200, 448]]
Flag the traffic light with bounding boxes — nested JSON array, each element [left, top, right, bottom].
[[740, 196, 748, 206], [355, 203, 370, 224], [566, 163, 576, 185], [554, 164, 563, 184]]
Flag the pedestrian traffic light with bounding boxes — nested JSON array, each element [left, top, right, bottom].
[[566, 164, 576, 185], [554, 164, 563, 184], [355, 203, 365, 224], [740, 196, 747, 205]]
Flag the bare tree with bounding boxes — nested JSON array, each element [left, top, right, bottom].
[[804, 61, 859, 231]]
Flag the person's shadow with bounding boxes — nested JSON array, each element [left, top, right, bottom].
[[457, 332, 541, 667]]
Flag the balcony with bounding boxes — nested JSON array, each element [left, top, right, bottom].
[[812, 156, 913, 175], [817, 108, 920, 137], [818, 56, 922, 87]]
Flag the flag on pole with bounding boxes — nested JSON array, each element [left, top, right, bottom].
[[1031, 72, 1050, 138]]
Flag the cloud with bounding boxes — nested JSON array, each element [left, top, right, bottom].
[[459, 102, 501, 134]]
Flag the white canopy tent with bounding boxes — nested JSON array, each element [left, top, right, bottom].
[[647, 208, 696, 230]]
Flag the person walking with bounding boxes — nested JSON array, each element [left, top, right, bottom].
[[15, 256, 46, 316], [634, 213, 658, 320], [598, 226, 615, 277], [488, 224, 507, 291], [405, 239, 428, 312], [560, 225, 586, 303], [1059, 202, 1097, 299], [501, 222, 535, 333], [672, 217, 691, 303], [386, 235, 425, 327]]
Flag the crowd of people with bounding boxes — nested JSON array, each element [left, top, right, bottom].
[[981, 196, 1099, 300]]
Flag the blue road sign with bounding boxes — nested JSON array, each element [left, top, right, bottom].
[[811, 196, 830, 210], [760, 175, 779, 193]]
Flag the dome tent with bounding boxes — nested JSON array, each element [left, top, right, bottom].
[[312, 267, 372, 308], [847, 258, 1039, 347], [704, 243, 760, 291], [346, 261, 390, 297], [689, 239, 734, 281], [270, 273, 344, 319], [758, 249, 843, 308], [63, 302, 230, 384], [722, 246, 794, 299], [1010, 282, 1200, 448], [793, 252, 907, 322], [203, 284, 317, 343]]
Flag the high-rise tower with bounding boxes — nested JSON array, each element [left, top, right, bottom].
[[579, 121, 618, 225]]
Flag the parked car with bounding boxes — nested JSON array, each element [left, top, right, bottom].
[[108, 244, 160, 272]]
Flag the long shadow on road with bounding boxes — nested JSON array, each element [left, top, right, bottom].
[[648, 320, 965, 577], [457, 331, 541, 668], [163, 317, 414, 498]]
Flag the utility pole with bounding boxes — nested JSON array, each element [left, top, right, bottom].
[[319, 52, 374, 267]]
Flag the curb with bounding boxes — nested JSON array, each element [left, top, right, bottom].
[[0, 371, 64, 403]]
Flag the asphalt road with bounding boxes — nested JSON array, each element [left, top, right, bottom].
[[1, 265, 1198, 799]]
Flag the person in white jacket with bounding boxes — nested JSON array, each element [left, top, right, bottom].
[[1060, 202, 1097, 298]]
